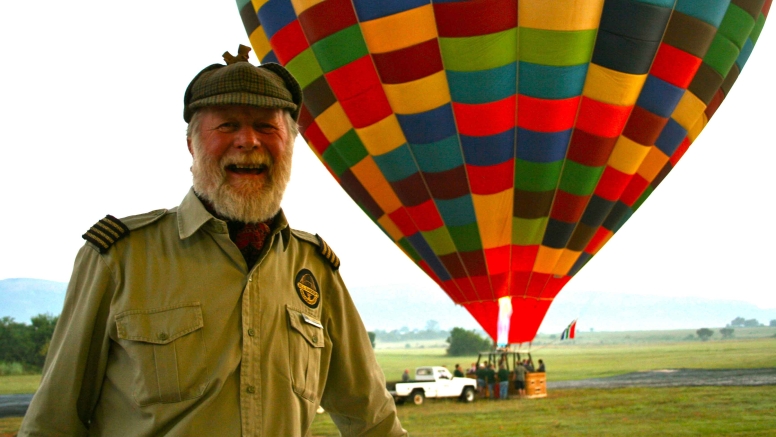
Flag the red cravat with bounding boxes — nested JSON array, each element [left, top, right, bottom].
[[232, 221, 272, 268]]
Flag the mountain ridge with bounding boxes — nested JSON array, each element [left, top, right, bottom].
[[2, 278, 773, 333]]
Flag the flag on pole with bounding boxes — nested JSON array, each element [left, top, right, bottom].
[[560, 319, 577, 340]]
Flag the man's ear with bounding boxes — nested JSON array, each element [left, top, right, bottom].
[[187, 137, 194, 157]]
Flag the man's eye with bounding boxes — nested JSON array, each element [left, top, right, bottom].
[[254, 123, 278, 133], [216, 122, 239, 132]]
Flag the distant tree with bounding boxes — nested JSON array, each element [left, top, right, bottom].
[[730, 317, 746, 327], [719, 327, 734, 339], [770, 319, 776, 327], [368, 331, 376, 349], [446, 327, 491, 356], [29, 314, 58, 367], [0, 313, 59, 369], [696, 328, 714, 341], [743, 319, 761, 328]]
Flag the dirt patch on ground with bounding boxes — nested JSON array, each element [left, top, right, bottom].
[[548, 368, 776, 389]]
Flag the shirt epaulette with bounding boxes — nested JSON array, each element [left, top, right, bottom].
[[291, 229, 341, 271], [82, 209, 168, 253], [82, 215, 130, 254]]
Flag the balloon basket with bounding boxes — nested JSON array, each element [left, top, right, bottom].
[[525, 372, 547, 399]]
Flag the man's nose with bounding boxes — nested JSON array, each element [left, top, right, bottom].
[[235, 127, 261, 150]]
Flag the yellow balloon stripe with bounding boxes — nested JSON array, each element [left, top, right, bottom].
[[533, 246, 563, 274], [383, 71, 451, 115], [290, 0, 323, 15], [636, 147, 670, 182], [608, 137, 652, 175], [553, 249, 582, 276], [583, 64, 648, 106], [251, 0, 269, 11], [350, 156, 403, 214], [315, 102, 352, 143], [672, 91, 707, 131], [472, 190, 513, 249], [355, 114, 406, 156], [248, 27, 273, 61], [378, 214, 405, 242], [360, 5, 437, 54], [519, 0, 606, 31]]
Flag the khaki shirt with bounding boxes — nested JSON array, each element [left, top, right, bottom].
[[19, 189, 406, 437]]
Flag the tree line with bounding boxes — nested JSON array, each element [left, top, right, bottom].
[[696, 317, 775, 341], [0, 314, 58, 372]]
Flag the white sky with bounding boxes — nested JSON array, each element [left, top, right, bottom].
[[1, 1, 774, 323]]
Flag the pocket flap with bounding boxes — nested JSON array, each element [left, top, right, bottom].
[[287, 307, 324, 348], [116, 303, 204, 344]]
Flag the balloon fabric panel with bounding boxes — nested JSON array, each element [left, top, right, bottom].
[[236, 0, 771, 344]]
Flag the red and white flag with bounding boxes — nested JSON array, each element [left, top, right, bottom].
[[560, 319, 577, 340]]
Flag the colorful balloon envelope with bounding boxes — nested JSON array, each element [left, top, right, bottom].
[[235, 0, 771, 344]]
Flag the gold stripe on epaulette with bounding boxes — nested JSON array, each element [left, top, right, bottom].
[[315, 234, 340, 271], [82, 215, 130, 253], [95, 221, 121, 239], [84, 230, 110, 250], [97, 219, 124, 238]]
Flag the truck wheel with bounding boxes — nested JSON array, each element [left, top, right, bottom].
[[460, 387, 475, 403], [411, 390, 425, 406]]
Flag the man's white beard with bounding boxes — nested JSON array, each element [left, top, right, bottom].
[[190, 136, 293, 223]]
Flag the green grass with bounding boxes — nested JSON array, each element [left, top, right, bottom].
[[311, 386, 776, 436], [376, 337, 776, 381], [0, 375, 40, 395], [2, 335, 775, 436]]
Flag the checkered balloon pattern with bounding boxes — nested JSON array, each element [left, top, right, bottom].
[[236, 0, 771, 343]]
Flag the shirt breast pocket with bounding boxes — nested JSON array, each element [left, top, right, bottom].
[[286, 306, 324, 402], [115, 303, 209, 406]]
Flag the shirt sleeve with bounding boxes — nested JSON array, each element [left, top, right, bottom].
[[319, 273, 407, 437], [18, 245, 115, 437]]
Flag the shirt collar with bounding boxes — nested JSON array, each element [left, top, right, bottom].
[[177, 187, 291, 250]]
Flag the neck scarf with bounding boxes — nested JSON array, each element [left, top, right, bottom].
[[198, 195, 273, 268]]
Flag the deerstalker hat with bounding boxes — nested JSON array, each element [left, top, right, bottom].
[[183, 45, 302, 122]]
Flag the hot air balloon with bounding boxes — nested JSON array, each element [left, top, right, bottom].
[[234, 0, 771, 345]]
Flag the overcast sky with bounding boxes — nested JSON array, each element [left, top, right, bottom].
[[1, 2, 774, 333]]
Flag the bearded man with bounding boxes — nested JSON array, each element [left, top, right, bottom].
[[19, 47, 406, 437]]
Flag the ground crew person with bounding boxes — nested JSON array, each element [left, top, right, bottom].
[[18, 45, 406, 437]]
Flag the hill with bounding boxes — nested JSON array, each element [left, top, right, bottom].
[[2, 278, 774, 333]]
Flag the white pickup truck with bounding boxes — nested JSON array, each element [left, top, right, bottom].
[[387, 366, 477, 405]]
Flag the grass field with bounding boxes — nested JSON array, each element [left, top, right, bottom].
[[2, 334, 774, 436], [377, 337, 776, 382], [310, 386, 776, 436]]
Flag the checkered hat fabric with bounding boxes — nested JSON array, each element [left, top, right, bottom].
[[184, 61, 302, 122]]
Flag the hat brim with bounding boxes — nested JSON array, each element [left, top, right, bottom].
[[186, 93, 297, 120]]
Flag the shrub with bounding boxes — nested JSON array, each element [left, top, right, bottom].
[[696, 328, 714, 341], [0, 361, 25, 376], [446, 327, 492, 356]]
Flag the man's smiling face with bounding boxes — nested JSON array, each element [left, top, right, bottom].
[[188, 105, 294, 223]]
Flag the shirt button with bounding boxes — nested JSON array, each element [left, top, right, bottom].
[[312, 335, 318, 343], [248, 328, 255, 337], [248, 278, 253, 282], [246, 385, 256, 394], [157, 333, 169, 341]]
